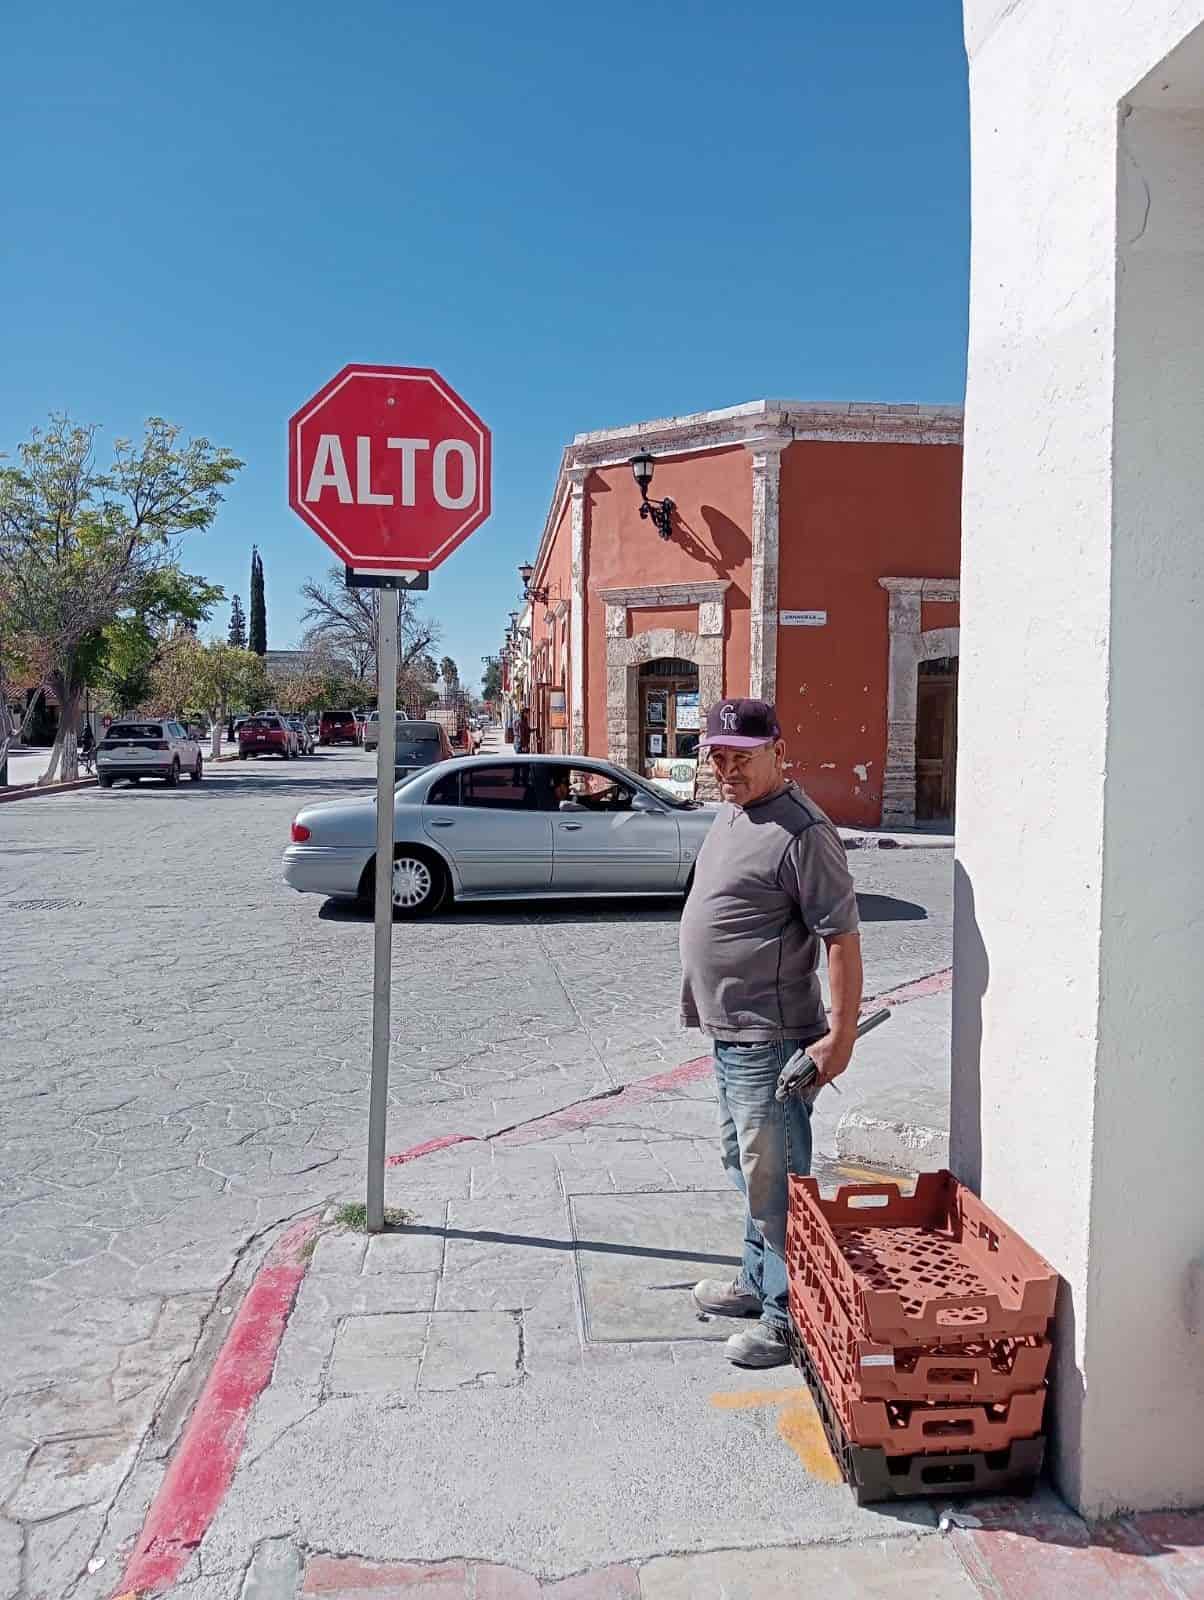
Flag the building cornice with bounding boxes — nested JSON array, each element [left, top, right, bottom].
[[530, 400, 963, 586]]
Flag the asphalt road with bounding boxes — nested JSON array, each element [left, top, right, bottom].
[[0, 752, 952, 1599]]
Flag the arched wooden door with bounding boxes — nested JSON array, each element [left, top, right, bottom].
[[916, 656, 958, 821]]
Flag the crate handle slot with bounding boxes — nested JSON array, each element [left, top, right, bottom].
[[920, 1416, 975, 1438], [924, 1365, 979, 1386], [828, 1184, 904, 1216]]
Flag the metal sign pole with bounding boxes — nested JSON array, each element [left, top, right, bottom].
[[365, 583, 401, 1232]]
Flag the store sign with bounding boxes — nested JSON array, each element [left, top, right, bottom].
[[648, 756, 698, 800], [780, 609, 828, 627]]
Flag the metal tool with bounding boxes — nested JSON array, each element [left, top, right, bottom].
[[774, 1006, 892, 1105]]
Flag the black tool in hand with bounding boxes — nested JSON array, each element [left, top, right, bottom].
[[774, 1006, 892, 1104]]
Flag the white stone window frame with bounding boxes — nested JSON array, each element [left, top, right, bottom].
[[597, 581, 730, 770], [879, 577, 960, 827]]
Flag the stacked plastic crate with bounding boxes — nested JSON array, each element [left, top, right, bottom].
[[785, 1170, 1057, 1505]]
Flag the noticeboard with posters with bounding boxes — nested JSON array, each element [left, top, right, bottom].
[[647, 755, 698, 801], [675, 691, 700, 731], [548, 689, 567, 730]]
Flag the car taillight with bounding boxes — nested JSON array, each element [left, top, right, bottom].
[[149, 740, 169, 750], [291, 821, 311, 842]]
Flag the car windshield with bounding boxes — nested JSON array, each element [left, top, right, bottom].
[[325, 712, 353, 724], [106, 723, 162, 740], [242, 719, 275, 731], [607, 762, 700, 810]]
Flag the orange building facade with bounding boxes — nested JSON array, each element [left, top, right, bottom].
[[519, 400, 962, 828]]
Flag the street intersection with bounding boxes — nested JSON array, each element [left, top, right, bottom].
[[0, 754, 954, 1598]]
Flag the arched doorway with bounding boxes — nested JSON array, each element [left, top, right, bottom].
[[916, 656, 958, 822], [637, 657, 700, 778]]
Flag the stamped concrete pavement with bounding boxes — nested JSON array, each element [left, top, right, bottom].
[[0, 751, 953, 1599]]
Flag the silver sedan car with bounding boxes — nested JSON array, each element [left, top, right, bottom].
[[282, 753, 716, 916]]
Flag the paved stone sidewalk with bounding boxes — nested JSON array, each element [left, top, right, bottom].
[[122, 1077, 1204, 1600]]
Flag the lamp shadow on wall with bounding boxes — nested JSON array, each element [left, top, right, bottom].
[[662, 506, 747, 583]]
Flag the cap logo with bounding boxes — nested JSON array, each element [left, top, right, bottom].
[[720, 704, 738, 731]]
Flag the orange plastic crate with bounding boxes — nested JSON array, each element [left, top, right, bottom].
[[787, 1215, 1052, 1403], [788, 1171, 1057, 1347], [794, 1282, 1046, 1452]]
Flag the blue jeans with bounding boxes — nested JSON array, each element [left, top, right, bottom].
[[713, 1038, 813, 1329]]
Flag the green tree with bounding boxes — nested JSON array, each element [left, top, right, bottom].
[[249, 546, 267, 655], [89, 566, 224, 714], [150, 637, 269, 757], [481, 657, 502, 701], [0, 415, 241, 782], [439, 655, 459, 689], [227, 592, 247, 649]]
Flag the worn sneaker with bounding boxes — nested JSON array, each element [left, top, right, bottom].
[[693, 1278, 763, 1318], [725, 1319, 791, 1368]]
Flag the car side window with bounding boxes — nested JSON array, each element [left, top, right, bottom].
[[569, 768, 635, 812], [427, 771, 460, 806], [461, 764, 534, 810]]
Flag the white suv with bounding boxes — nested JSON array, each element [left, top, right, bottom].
[[97, 719, 203, 787]]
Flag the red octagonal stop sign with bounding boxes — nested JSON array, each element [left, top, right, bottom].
[[288, 365, 491, 576]]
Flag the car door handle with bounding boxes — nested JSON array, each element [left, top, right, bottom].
[[429, 819, 455, 828], [559, 822, 584, 831]]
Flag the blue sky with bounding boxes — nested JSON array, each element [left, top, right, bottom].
[[1, 1, 969, 687]]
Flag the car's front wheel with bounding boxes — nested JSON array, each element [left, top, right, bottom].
[[165, 760, 180, 787], [191, 755, 203, 782], [98, 774, 113, 788]]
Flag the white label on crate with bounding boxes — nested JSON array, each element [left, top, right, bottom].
[[859, 1354, 896, 1367]]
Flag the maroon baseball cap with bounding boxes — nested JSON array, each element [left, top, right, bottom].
[[700, 698, 782, 749]]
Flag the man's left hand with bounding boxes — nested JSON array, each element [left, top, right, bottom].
[[808, 1029, 856, 1086]]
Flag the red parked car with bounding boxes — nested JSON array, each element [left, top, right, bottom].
[[318, 710, 359, 746], [239, 714, 292, 760]]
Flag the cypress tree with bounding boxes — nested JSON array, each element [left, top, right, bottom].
[[228, 593, 247, 649], [249, 547, 267, 655]]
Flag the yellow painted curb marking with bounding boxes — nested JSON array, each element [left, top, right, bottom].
[[710, 1388, 842, 1483]]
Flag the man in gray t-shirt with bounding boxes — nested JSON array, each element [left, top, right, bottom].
[[679, 699, 863, 1367]]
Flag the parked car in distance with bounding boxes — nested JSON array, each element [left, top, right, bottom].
[[282, 752, 713, 917], [286, 717, 315, 756], [97, 719, 203, 787], [239, 714, 293, 760], [361, 716, 453, 772], [318, 710, 359, 746]]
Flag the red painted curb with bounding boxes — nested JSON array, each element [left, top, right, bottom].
[[385, 968, 954, 1169], [387, 1132, 478, 1167], [113, 1213, 320, 1597]]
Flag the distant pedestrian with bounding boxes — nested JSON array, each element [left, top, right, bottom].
[[516, 707, 530, 754], [679, 700, 863, 1367]]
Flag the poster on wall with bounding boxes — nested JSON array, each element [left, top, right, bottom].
[[548, 689, 567, 730], [647, 732, 665, 756], [648, 756, 698, 800], [646, 695, 667, 725], [676, 691, 700, 731]]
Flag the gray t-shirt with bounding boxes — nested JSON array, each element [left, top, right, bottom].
[[679, 782, 859, 1043]]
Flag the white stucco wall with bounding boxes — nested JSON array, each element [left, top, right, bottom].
[[954, 0, 1204, 1515]]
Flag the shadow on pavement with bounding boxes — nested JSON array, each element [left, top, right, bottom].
[[319, 895, 684, 926], [855, 893, 927, 922], [385, 1220, 741, 1268]]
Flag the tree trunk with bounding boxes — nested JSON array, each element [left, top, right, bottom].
[[211, 696, 225, 760], [38, 682, 82, 785]]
